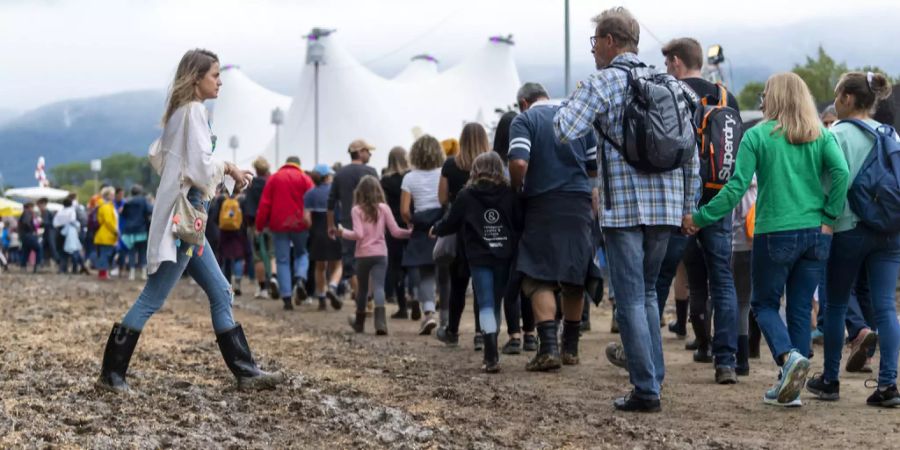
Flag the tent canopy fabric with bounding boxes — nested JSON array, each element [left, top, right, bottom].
[[212, 33, 521, 171], [0, 197, 23, 217], [3, 186, 71, 201]]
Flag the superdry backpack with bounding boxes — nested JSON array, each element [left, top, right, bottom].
[[593, 63, 696, 174], [686, 83, 744, 204], [218, 197, 243, 231], [842, 119, 900, 233]]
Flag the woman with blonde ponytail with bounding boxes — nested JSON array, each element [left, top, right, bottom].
[[96, 49, 284, 394], [683, 72, 851, 407]]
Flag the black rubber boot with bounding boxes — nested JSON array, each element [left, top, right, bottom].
[[561, 320, 581, 365], [689, 313, 709, 351], [526, 321, 561, 372], [96, 323, 140, 394], [216, 324, 285, 390], [374, 306, 388, 335], [348, 311, 366, 333], [736, 334, 750, 376], [483, 333, 500, 373], [668, 299, 688, 337]]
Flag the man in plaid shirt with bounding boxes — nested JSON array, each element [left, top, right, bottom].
[[554, 6, 700, 413]]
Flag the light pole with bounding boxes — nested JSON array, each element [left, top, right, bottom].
[[229, 135, 239, 165], [271, 107, 284, 165], [306, 27, 334, 165], [90, 159, 102, 195], [564, 0, 571, 96]]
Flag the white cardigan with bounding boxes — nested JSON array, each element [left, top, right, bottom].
[[146, 102, 225, 275]]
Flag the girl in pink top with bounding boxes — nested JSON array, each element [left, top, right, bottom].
[[338, 176, 411, 334]]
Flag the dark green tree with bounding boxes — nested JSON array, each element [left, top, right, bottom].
[[792, 45, 848, 104], [738, 81, 766, 111]]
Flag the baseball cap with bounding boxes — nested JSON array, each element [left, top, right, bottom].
[[348, 139, 375, 153], [313, 163, 334, 177]]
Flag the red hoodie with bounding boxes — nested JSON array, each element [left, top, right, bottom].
[[255, 164, 314, 233]]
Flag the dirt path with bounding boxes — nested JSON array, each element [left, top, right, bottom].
[[0, 272, 897, 449]]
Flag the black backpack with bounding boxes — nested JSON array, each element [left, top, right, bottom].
[[684, 83, 744, 203], [593, 63, 696, 174]]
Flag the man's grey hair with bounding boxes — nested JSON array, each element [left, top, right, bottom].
[[821, 104, 837, 118], [517, 82, 550, 104]]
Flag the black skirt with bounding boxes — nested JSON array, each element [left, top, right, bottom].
[[516, 191, 593, 286], [309, 212, 342, 261], [402, 208, 443, 268]]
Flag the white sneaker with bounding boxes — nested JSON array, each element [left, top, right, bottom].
[[128, 268, 135, 281], [141, 268, 148, 281], [254, 287, 266, 299], [110, 267, 120, 277]]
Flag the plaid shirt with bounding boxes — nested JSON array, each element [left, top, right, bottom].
[[553, 53, 700, 229]]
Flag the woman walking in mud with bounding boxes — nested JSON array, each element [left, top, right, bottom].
[[95, 49, 284, 393]]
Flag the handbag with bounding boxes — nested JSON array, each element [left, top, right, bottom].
[[432, 233, 457, 265], [158, 105, 208, 246]]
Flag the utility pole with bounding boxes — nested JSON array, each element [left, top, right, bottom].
[[564, 0, 571, 96]]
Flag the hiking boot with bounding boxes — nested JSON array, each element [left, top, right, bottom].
[[561, 320, 581, 366], [473, 333, 484, 352], [846, 328, 877, 373], [715, 367, 738, 385], [216, 324, 285, 390], [693, 346, 713, 363], [482, 333, 500, 374], [867, 384, 900, 408], [326, 286, 343, 310], [374, 307, 388, 335], [348, 312, 366, 333], [764, 350, 809, 406], [526, 321, 561, 372], [95, 323, 141, 394], [523, 334, 538, 352], [605, 342, 627, 368], [391, 308, 409, 320], [502, 338, 522, 355], [806, 373, 840, 401], [613, 391, 661, 413], [293, 282, 308, 305], [410, 301, 422, 321], [436, 326, 459, 346], [418, 315, 437, 335]]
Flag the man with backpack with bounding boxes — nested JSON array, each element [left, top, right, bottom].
[[554, 7, 700, 412], [659, 38, 743, 384], [256, 156, 315, 311]]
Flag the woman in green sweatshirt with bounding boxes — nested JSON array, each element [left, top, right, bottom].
[[683, 73, 850, 407]]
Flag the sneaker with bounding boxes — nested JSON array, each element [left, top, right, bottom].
[[523, 334, 538, 352], [318, 298, 327, 311], [764, 391, 802, 407], [473, 333, 484, 352], [326, 286, 343, 310], [418, 316, 437, 335], [502, 338, 522, 355], [859, 357, 874, 373], [866, 384, 900, 408], [436, 327, 459, 347], [613, 391, 661, 413], [715, 367, 738, 385], [806, 373, 840, 401], [764, 350, 810, 406], [268, 276, 280, 299], [811, 328, 825, 345], [283, 300, 294, 311], [254, 287, 266, 299], [846, 328, 877, 373], [410, 301, 422, 321], [391, 309, 408, 319], [293, 283, 309, 305], [605, 342, 627, 369]]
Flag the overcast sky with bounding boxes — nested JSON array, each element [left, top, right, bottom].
[[2, 0, 899, 111]]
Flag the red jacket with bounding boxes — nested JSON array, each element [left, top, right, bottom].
[[255, 164, 314, 233]]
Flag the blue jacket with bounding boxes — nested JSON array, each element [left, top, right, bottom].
[[120, 196, 153, 235]]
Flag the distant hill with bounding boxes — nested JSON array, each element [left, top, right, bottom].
[[0, 90, 164, 188]]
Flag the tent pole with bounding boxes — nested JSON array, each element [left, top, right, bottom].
[[564, 0, 571, 96], [314, 61, 320, 165]]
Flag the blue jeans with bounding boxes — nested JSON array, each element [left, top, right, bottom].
[[470, 264, 510, 335], [684, 215, 738, 368], [121, 240, 236, 333], [823, 226, 900, 386], [816, 266, 871, 341], [752, 227, 830, 363], [95, 245, 115, 270], [604, 225, 671, 400], [273, 231, 310, 299], [655, 232, 689, 318]]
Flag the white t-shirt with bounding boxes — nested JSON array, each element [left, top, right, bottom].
[[401, 168, 441, 211]]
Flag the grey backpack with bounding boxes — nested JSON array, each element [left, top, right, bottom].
[[593, 62, 696, 174]]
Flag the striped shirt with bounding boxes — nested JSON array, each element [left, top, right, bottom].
[[553, 53, 701, 228]]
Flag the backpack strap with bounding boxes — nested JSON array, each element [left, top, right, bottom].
[[715, 83, 728, 108], [839, 118, 879, 136]]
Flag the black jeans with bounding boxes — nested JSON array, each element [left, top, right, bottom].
[[504, 251, 535, 335], [447, 254, 478, 334], [384, 234, 407, 310]]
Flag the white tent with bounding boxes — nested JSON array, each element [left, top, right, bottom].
[[211, 32, 521, 171], [4, 186, 71, 201], [210, 65, 293, 168], [393, 55, 439, 83]]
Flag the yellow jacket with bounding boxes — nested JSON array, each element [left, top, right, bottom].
[[93, 200, 118, 246]]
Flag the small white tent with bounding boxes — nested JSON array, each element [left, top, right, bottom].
[[211, 32, 521, 171]]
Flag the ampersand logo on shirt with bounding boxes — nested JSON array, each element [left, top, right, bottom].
[[484, 209, 500, 224]]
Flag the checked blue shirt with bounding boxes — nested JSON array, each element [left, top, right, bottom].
[[553, 53, 701, 229]]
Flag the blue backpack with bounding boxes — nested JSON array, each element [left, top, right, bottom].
[[843, 119, 900, 233]]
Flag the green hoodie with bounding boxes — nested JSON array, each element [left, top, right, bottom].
[[694, 120, 849, 235]]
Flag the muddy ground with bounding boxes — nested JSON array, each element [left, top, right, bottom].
[[0, 271, 898, 449]]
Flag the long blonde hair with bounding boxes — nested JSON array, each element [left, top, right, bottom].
[[384, 146, 410, 177], [162, 49, 219, 126], [456, 123, 490, 171], [763, 73, 822, 144], [353, 175, 386, 223]]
